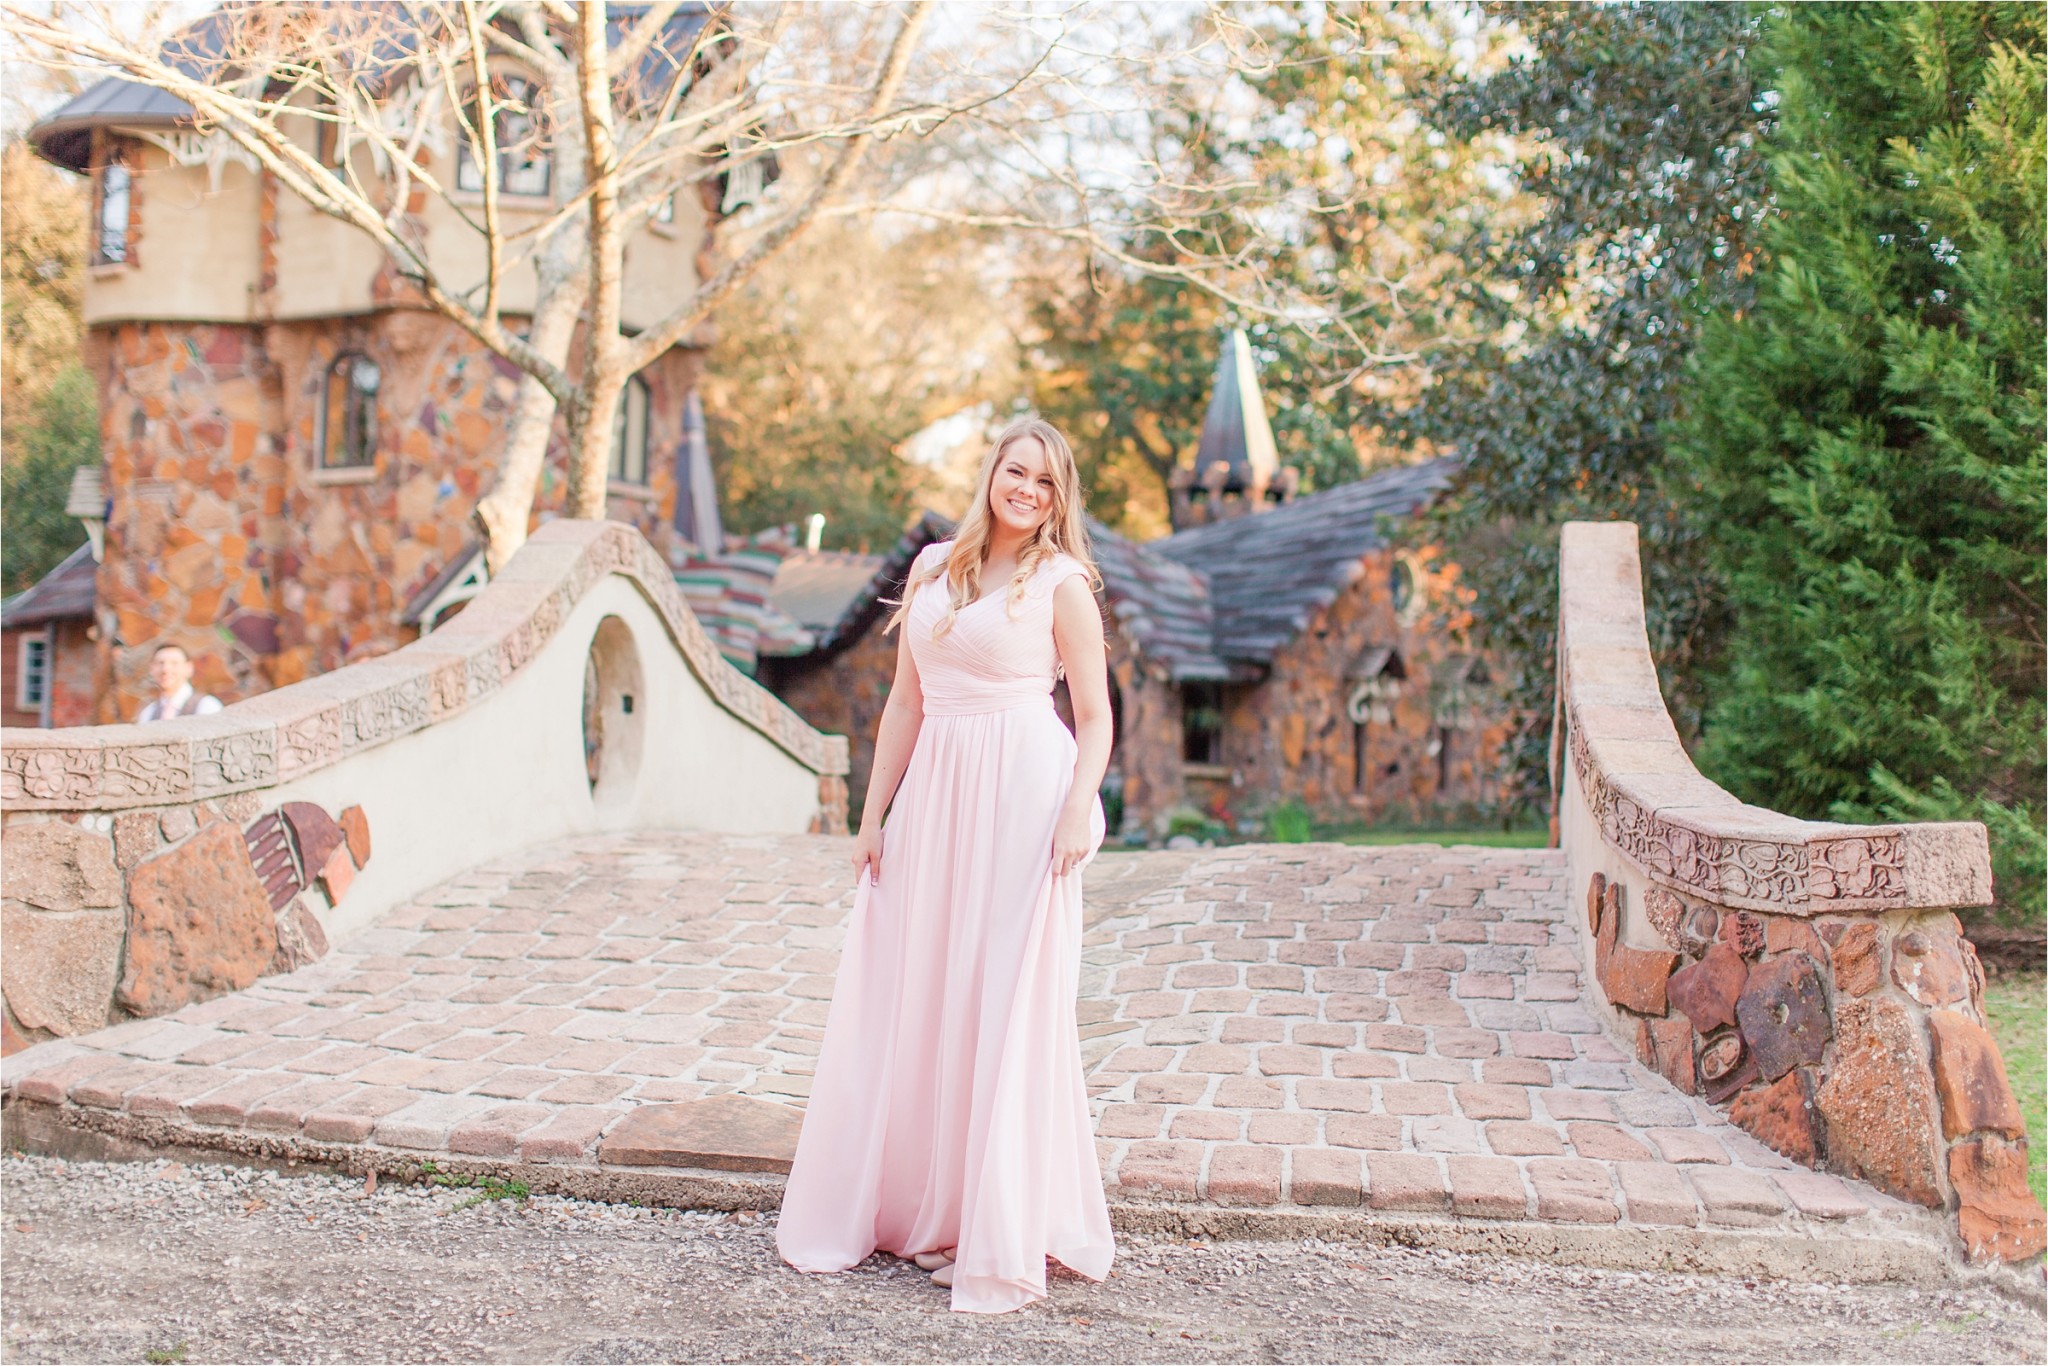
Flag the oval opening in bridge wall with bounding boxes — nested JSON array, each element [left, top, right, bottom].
[[581, 614, 646, 811]]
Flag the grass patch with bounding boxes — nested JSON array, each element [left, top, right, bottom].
[[1983, 971, 2045, 1208], [144, 1345, 188, 1365], [420, 1159, 531, 1211]]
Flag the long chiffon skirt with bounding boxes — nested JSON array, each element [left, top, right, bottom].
[[774, 701, 1115, 1314]]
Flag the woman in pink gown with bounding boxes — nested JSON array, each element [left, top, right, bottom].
[[775, 417, 1117, 1314]]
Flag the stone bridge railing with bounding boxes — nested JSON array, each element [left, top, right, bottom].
[[1554, 522, 2042, 1264], [1, 521, 849, 1053]]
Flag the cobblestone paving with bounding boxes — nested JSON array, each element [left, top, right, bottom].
[[3, 834, 1917, 1235]]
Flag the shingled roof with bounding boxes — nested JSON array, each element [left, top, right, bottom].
[[1, 544, 98, 629], [1087, 522, 1235, 682], [1153, 458, 1458, 664]]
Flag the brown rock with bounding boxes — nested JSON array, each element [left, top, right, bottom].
[[1762, 916, 1827, 964], [112, 812, 160, 871], [1643, 887, 1686, 952], [1730, 1067, 1823, 1165], [1928, 1009, 2026, 1140], [1890, 930, 1968, 1007], [1, 904, 124, 1035], [1668, 944, 1748, 1033], [1815, 997, 1945, 1207], [1678, 903, 1719, 958], [1832, 922, 1885, 996], [1601, 943, 1677, 1016], [2, 1009, 29, 1056], [1719, 910, 1764, 959], [281, 802, 345, 879], [1949, 1135, 2047, 1263], [118, 821, 278, 1017], [1, 822, 121, 911], [597, 1095, 803, 1173], [1586, 872, 1607, 933], [339, 804, 371, 868], [268, 897, 331, 974], [220, 792, 262, 823], [1594, 879, 1619, 984], [1735, 952, 1831, 1081]]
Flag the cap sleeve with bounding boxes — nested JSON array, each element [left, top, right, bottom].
[[1033, 552, 1094, 598]]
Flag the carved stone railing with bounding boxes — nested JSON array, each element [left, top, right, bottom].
[[1, 521, 849, 1053], [1555, 522, 2042, 1264]]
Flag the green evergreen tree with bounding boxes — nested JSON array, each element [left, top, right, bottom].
[[2, 363, 97, 593], [1672, 3, 2046, 928]]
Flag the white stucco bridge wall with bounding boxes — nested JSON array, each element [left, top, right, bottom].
[[0, 522, 848, 1046]]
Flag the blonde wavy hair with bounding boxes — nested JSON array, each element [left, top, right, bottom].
[[886, 416, 1099, 638]]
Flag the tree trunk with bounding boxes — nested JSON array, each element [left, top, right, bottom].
[[566, 3, 627, 522], [471, 262, 585, 571]]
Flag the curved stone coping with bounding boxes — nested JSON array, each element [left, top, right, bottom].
[[1556, 523, 1990, 916], [0, 521, 849, 812]]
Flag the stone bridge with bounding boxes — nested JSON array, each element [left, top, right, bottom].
[[2, 521, 2039, 1274]]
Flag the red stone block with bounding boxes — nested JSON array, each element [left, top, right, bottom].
[[1600, 943, 1677, 1016], [1452, 1083, 1530, 1120], [1718, 911, 1764, 959], [1565, 1122, 1654, 1163], [1831, 922, 1885, 996], [1486, 1121, 1566, 1157], [1949, 1135, 2047, 1263], [1762, 916, 1826, 963], [1814, 997, 1944, 1207], [1667, 944, 1746, 1034], [338, 804, 372, 868], [1890, 930, 1969, 1008], [1729, 1068, 1821, 1165], [1116, 1141, 1203, 1199], [1927, 1009, 2027, 1140]]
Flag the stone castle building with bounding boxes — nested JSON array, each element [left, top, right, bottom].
[[3, 8, 736, 724], [759, 337, 1509, 839]]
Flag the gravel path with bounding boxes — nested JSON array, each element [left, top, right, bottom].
[[3, 1155, 2040, 1364]]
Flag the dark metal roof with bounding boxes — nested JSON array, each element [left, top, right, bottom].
[[30, 80, 194, 173], [1153, 458, 1459, 664], [1, 543, 98, 629]]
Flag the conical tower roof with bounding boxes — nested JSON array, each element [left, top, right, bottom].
[[1191, 328, 1279, 492]]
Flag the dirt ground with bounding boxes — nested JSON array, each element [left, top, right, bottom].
[[2, 1154, 2041, 1364]]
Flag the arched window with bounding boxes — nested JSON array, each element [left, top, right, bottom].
[[95, 160, 130, 265], [610, 374, 650, 486], [318, 352, 380, 469], [455, 75, 551, 197]]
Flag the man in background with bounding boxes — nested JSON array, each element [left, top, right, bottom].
[[135, 644, 223, 722]]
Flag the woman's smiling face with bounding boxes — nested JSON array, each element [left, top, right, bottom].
[[988, 435, 1057, 538]]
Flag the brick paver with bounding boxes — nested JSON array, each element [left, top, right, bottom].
[[1, 833, 1915, 1240]]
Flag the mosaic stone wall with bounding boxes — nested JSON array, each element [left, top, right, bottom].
[[84, 315, 700, 722], [1198, 548, 1510, 831]]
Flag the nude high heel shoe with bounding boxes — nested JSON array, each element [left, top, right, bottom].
[[913, 1249, 955, 1272], [930, 1262, 955, 1288]]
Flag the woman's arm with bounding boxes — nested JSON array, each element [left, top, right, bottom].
[[850, 621, 925, 886], [1050, 574, 1112, 876]]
